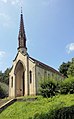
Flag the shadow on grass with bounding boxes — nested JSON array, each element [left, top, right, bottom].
[[32, 105, 74, 119]]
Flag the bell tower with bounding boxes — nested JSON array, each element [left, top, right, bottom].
[[18, 8, 27, 54]]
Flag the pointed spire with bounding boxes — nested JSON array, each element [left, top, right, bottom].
[[18, 8, 27, 50]]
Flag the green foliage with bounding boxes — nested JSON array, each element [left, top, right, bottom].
[[53, 106, 74, 119], [40, 78, 59, 98], [3, 68, 10, 85], [33, 106, 74, 119], [0, 68, 11, 85], [0, 68, 10, 98], [59, 57, 74, 77], [59, 61, 71, 77], [0, 85, 5, 98], [0, 71, 3, 82], [0, 82, 8, 98], [0, 94, 74, 119], [40, 76, 74, 97], [67, 58, 74, 76], [60, 76, 74, 94]]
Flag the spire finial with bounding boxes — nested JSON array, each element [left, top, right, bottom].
[[21, 7, 22, 14]]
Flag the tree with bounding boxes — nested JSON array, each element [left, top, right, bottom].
[[0, 68, 11, 85], [67, 58, 74, 76], [0, 71, 3, 82], [3, 68, 11, 85], [59, 62, 71, 77], [0, 68, 10, 98], [60, 76, 74, 94]]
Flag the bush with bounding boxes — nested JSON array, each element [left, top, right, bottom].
[[0, 86, 5, 98], [40, 76, 74, 97], [0, 82, 8, 98], [33, 112, 49, 119], [32, 106, 74, 119], [40, 78, 59, 98], [60, 76, 74, 94], [52, 106, 74, 119]]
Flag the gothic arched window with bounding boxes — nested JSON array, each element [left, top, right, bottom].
[[11, 76, 13, 88]]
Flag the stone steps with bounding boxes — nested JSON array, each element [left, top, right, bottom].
[[17, 97, 37, 102], [0, 98, 17, 113], [0, 99, 10, 107]]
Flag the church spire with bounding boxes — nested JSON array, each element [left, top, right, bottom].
[[18, 8, 27, 53]]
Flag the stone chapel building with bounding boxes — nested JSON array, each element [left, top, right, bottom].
[[9, 10, 63, 98]]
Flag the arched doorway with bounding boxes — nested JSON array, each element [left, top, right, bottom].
[[14, 61, 25, 97]]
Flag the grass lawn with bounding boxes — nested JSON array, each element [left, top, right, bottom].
[[0, 94, 74, 119]]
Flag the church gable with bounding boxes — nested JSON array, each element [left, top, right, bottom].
[[9, 52, 28, 79], [13, 52, 27, 64]]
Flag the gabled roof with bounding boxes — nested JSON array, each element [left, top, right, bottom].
[[29, 57, 64, 77], [13, 52, 64, 78]]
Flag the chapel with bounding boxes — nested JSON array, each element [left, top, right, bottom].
[[9, 10, 63, 98]]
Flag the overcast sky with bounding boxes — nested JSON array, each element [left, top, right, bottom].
[[0, 0, 74, 72]]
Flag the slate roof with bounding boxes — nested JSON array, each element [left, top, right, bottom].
[[29, 57, 64, 77]]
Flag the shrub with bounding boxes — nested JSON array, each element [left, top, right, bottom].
[[60, 76, 74, 94], [40, 78, 58, 98], [40, 76, 74, 97], [0, 82, 8, 98], [53, 105, 74, 119], [33, 112, 49, 119], [32, 106, 74, 119], [0, 86, 5, 98]]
